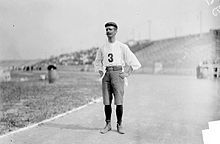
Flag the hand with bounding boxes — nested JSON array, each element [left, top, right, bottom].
[[119, 66, 133, 79], [99, 70, 104, 77], [119, 72, 129, 79]]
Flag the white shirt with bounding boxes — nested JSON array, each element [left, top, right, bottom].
[[94, 40, 141, 72]]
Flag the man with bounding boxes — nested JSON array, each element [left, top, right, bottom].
[[94, 22, 141, 134]]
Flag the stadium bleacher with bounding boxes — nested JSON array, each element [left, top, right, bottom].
[[135, 31, 218, 75]]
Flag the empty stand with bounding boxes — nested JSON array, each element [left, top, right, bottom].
[[135, 32, 217, 75]]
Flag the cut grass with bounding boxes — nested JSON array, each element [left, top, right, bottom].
[[0, 69, 101, 135]]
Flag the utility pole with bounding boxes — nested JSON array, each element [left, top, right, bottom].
[[199, 11, 202, 36], [174, 27, 177, 38], [131, 28, 135, 40], [147, 20, 152, 40]]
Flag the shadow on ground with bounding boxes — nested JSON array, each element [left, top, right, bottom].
[[41, 122, 100, 131]]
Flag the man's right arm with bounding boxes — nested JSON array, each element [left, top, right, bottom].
[[94, 48, 104, 77]]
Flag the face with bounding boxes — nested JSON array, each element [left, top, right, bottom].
[[105, 26, 117, 38]]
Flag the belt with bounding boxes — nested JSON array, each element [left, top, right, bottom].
[[106, 66, 122, 71]]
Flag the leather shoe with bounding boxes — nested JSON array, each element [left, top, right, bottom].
[[117, 123, 125, 134], [100, 122, 111, 134]]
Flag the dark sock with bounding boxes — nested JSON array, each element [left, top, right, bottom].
[[104, 105, 112, 122], [116, 105, 123, 125]]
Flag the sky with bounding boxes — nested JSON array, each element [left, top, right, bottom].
[[0, 0, 219, 60]]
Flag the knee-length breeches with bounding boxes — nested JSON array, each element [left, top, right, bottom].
[[102, 70, 124, 105]]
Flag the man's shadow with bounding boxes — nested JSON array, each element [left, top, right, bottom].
[[40, 122, 100, 131]]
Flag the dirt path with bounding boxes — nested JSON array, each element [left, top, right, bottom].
[[0, 74, 219, 144]]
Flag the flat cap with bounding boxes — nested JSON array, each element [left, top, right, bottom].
[[105, 22, 118, 29]]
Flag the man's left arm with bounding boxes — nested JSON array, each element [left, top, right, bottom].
[[120, 45, 141, 78], [119, 65, 133, 78]]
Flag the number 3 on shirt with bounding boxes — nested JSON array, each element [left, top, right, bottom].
[[108, 53, 113, 62]]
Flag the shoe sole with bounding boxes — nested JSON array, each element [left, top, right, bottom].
[[117, 131, 125, 134]]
